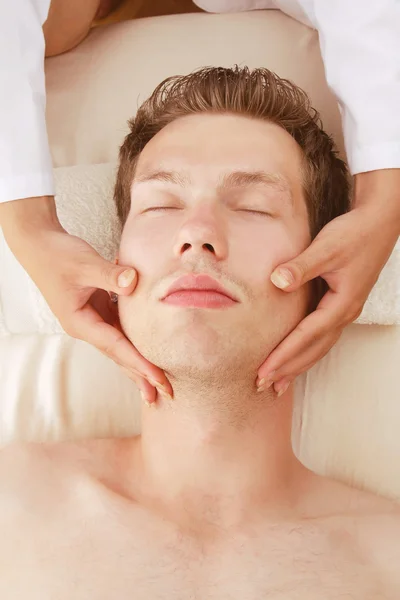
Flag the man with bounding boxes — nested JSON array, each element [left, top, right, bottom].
[[1, 0, 399, 401], [0, 67, 399, 599]]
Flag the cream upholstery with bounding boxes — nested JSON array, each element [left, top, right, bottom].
[[0, 10, 399, 500], [45, 11, 344, 168]]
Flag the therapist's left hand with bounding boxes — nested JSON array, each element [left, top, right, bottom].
[[256, 169, 400, 395]]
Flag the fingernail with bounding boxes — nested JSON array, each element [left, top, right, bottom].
[[157, 387, 173, 401], [118, 269, 136, 288], [148, 377, 162, 388], [140, 390, 152, 407], [256, 371, 276, 392], [271, 269, 293, 289], [257, 380, 273, 393], [277, 381, 291, 397], [149, 379, 173, 400]]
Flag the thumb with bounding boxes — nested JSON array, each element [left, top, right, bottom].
[[271, 243, 323, 291], [83, 255, 137, 295]]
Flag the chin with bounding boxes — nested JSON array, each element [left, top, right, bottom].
[[133, 328, 269, 385], [122, 308, 285, 379], [135, 329, 225, 371]]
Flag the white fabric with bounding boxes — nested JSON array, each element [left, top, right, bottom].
[[196, 0, 400, 175], [45, 10, 346, 169], [1, 0, 399, 205], [0, 333, 143, 444], [0, 0, 54, 203], [1, 163, 399, 332], [0, 164, 120, 335]]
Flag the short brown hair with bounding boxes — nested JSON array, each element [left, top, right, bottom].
[[114, 65, 350, 241]]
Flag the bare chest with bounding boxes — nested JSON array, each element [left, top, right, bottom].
[[0, 503, 390, 600]]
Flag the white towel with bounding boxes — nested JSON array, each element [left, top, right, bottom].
[[0, 162, 399, 334]]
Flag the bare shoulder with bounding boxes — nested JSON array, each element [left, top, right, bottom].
[[304, 471, 400, 517], [355, 500, 400, 594], [308, 473, 400, 592], [0, 439, 114, 519]]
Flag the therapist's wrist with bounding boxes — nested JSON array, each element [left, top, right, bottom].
[[0, 195, 64, 238], [353, 169, 400, 230]]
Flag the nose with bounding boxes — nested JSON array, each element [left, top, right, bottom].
[[172, 204, 228, 262]]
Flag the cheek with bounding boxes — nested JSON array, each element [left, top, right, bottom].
[[230, 219, 302, 280], [118, 294, 141, 334], [119, 219, 166, 270], [231, 219, 311, 314]]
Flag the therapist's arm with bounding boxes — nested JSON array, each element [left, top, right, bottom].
[[312, 0, 400, 176], [0, 0, 54, 204], [0, 0, 172, 403], [258, 0, 400, 393]]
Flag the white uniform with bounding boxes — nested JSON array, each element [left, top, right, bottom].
[[0, 0, 399, 203]]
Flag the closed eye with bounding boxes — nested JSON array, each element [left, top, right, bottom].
[[238, 209, 273, 216], [142, 206, 180, 213]]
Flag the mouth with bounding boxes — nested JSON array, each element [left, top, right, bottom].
[[162, 274, 239, 309]]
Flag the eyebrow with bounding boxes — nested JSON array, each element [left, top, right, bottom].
[[136, 170, 189, 186], [219, 170, 292, 197], [135, 169, 293, 203]]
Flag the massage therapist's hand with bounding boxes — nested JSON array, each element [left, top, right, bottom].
[[257, 169, 400, 395], [0, 196, 172, 405]]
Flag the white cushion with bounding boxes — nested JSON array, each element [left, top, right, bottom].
[[45, 11, 345, 167]]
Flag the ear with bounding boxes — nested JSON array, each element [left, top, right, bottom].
[[108, 292, 123, 330], [89, 288, 121, 330]]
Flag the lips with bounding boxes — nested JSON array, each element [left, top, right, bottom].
[[163, 274, 238, 302]]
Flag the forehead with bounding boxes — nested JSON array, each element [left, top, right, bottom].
[[135, 113, 304, 190]]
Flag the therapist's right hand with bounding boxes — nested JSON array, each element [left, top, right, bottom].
[[0, 195, 172, 405]]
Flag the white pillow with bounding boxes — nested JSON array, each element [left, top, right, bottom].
[[45, 11, 345, 167], [1, 164, 118, 334]]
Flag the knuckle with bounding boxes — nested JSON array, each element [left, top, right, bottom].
[[345, 302, 364, 324], [308, 331, 320, 345], [67, 253, 90, 281], [333, 329, 343, 345], [60, 320, 79, 339], [101, 332, 127, 362], [296, 321, 318, 344], [120, 366, 139, 384], [345, 312, 358, 325], [353, 300, 365, 319], [292, 261, 307, 281], [273, 368, 289, 381], [100, 264, 114, 286], [317, 237, 342, 266]]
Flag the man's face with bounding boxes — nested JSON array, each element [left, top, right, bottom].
[[118, 113, 311, 380]]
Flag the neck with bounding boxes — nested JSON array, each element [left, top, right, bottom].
[[134, 374, 309, 528]]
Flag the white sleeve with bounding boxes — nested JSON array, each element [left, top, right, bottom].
[[0, 0, 54, 204], [312, 0, 400, 175]]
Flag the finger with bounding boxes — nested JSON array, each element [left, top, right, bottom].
[[120, 368, 173, 405], [257, 291, 347, 383], [270, 234, 338, 292], [120, 367, 157, 406], [273, 378, 292, 397], [89, 289, 117, 325], [258, 314, 339, 384], [270, 328, 341, 389], [75, 251, 138, 296], [70, 304, 173, 394]]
